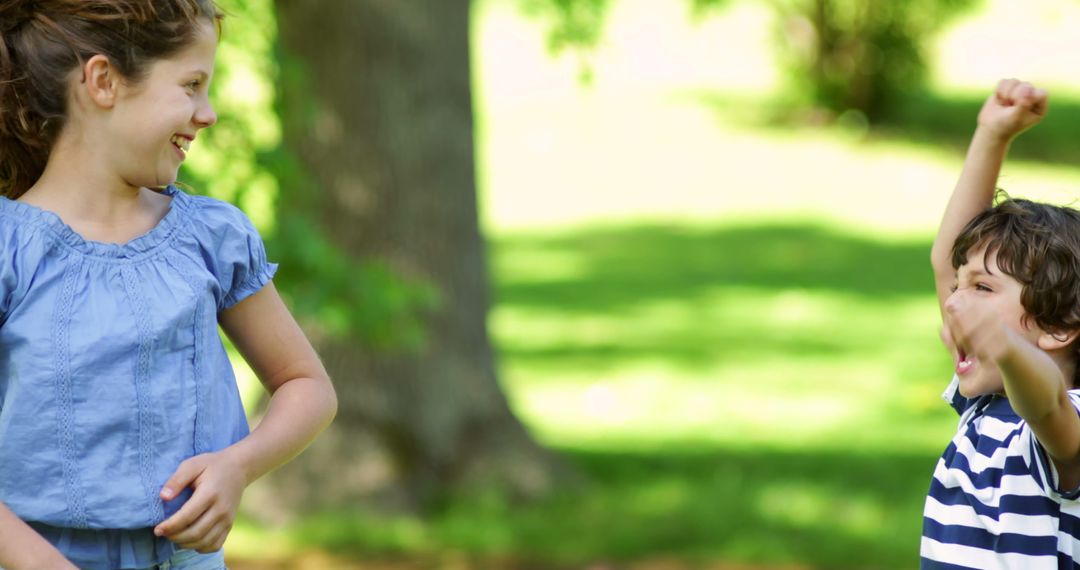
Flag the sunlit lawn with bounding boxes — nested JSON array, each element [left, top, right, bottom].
[[228, 0, 1080, 568]]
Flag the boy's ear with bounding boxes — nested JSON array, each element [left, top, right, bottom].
[[1037, 328, 1080, 352], [81, 54, 119, 109]]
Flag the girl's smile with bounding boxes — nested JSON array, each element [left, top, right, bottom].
[[107, 20, 218, 189], [170, 134, 194, 158]]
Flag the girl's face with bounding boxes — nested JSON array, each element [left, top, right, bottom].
[[106, 20, 218, 189]]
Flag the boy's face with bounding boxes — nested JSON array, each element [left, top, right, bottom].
[[945, 245, 1043, 398]]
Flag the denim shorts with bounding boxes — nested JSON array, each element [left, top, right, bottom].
[[138, 549, 227, 570], [0, 549, 225, 570]]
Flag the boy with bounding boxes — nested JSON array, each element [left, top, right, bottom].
[[923, 79, 1080, 568]]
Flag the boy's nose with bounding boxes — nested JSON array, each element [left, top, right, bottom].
[[944, 289, 965, 314]]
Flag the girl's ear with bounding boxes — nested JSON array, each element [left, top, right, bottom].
[[82, 55, 119, 108], [1037, 328, 1080, 352]]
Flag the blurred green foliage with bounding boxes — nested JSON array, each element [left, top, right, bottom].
[[182, 0, 436, 350], [278, 445, 933, 568], [532, 0, 980, 120], [763, 0, 983, 120], [522, 0, 612, 53], [882, 92, 1080, 165], [520, 0, 613, 83]]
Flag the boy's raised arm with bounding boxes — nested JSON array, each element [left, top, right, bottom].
[[933, 79, 1048, 315]]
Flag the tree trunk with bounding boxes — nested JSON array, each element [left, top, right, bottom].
[[254, 0, 564, 519]]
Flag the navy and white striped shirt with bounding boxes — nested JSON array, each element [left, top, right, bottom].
[[921, 376, 1080, 569]]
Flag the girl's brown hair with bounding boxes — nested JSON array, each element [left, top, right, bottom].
[[0, 0, 222, 198], [953, 193, 1080, 385]]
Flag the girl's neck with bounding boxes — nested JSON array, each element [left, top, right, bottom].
[[20, 143, 173, 245]]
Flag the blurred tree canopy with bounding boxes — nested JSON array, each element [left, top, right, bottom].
[[762, 0, 981, 121], [532, 0, 981, 121], [521, 0, 613, 82]]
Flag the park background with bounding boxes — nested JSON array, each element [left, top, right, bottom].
[[183, 0, 1080, 568]]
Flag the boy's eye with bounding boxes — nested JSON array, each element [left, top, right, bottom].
[[186, 80, 202, 91], [975, 283, 992, 292], [949, 284, 958, 293]]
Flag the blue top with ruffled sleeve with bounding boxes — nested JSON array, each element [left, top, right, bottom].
[[0, 185, 276, 569]]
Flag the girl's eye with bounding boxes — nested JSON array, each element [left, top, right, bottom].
[[949, 284, 958, 293], [975, 283, 992, 292], [186, 80, 202, 91]]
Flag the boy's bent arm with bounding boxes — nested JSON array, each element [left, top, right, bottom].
[[946, 293, 1080, 488], [0, 501, 77, 569], [998, 335, 1080, 489]]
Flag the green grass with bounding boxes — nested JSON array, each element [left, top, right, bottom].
[[231, 221, 958, 569], [490, 222, 955, 456], [276, 446, 934, 569], [229, 1, 1080, 567], [485, 223, 950, 568]]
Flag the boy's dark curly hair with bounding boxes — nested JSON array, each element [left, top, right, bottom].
[[952, 192, 1080, 386]]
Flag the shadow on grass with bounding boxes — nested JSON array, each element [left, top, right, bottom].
[[880, 92, 1080, 166], [285, 445, 938, 570], [493, 222, 933, 312], [492, 222, 937, 371], [244, 228, 948, 568], [689, 90, 1080, 167]]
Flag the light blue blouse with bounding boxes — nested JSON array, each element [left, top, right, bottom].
[[0, 186, 276, 569]]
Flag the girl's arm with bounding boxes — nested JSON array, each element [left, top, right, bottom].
[[932, 79, 1047, 314], [153, 282, 337, 552], [0, 502, 77, 569], [213, 281, 337, 483]]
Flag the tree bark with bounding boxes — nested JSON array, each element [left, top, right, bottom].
[[255, 0, 563, 519]]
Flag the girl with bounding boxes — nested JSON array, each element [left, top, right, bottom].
[[0, 1, 337, 568]]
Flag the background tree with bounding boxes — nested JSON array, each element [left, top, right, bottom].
[[535, 0, 980, 122], [760, 0, 981, 121], [240, 0, 565, 518]]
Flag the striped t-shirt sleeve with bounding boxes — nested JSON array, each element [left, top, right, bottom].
[[921, 387, 1080, 568]]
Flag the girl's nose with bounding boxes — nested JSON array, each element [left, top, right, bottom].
[[195, 100, 217, 128]]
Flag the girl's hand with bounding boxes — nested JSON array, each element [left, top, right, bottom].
[[977, 78, 1048, 142], [154, 451, 248, 553]]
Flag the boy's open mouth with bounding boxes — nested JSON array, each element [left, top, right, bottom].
[[957, 348, 975, 375]]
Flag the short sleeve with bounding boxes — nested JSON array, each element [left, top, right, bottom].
[[0, 211, 47, 325], [192, 198, 278, 311], [0, 223, 17, 322]]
